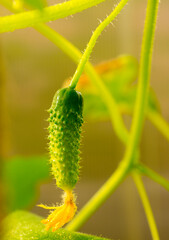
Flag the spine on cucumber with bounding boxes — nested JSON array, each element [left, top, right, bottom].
[[48, 87, 83, 191]]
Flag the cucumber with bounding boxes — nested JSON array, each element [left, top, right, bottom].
[[48, 87, 83, 191]]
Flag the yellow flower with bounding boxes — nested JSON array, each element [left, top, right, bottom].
[[38, 191, 77, 232]]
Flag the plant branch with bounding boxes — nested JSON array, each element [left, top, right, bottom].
[[136, 163, 169, 192], [132, 172, 160, 240], [0, 0, 106, 33]]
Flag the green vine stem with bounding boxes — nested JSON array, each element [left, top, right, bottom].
[[0, 0, 106, 33], [132, 172, 160, 240], [137, 163, 169, 192], [69, 0, 129, 89], [121, 0, 159, 167]]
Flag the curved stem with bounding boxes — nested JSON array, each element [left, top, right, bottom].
[[69, 0, 129, 89], [132, 172, 160, 240], [137, 163, 169, 192], [0, 0, 106, 33], [148, 110, 169, 142]]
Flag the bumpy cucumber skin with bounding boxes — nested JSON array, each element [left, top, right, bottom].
[[48, 88, 83, 191]]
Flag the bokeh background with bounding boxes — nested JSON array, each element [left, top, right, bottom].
[[0, 0, 169, 239]]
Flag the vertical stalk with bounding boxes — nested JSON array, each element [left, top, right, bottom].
[[124, 0, 159, 167]]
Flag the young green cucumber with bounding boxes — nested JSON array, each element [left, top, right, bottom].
[[48, 87, 83, 191]]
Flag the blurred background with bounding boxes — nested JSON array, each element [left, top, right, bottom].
[[0, 0, 169, 239]]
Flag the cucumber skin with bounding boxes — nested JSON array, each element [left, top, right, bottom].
[[48, 88, 83, 191]]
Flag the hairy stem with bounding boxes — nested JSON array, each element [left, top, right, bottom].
[[137, 163, 169, 192], [132, 172, 160, 240], [69, 0, 129, 89], [0, 0, 106, 33]]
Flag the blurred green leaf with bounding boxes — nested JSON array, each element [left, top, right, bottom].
[[64, 55, 159, 121], [2, 211, 110, 240], [3, 156, 50, 212]]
